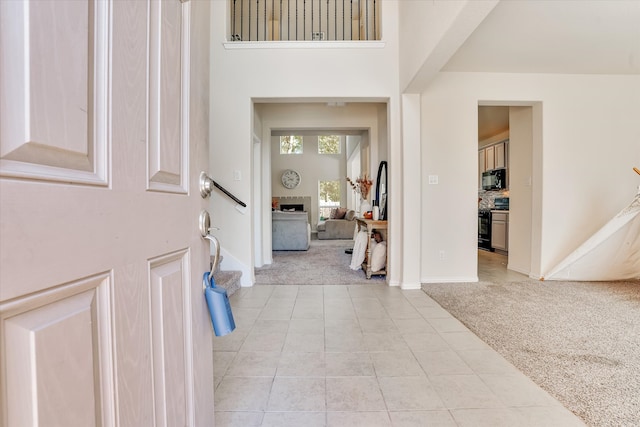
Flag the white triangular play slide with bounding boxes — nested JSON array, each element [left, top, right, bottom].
[[543, 168, 640, 281]]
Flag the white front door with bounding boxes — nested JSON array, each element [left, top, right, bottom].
[[0, 1, 214, 425]]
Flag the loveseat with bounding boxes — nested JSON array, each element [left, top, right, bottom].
[[272, 211, 310, 250], [317, 208, 357, 240]]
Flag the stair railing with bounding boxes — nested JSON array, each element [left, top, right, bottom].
[[213, 180, 247, 207], [200, 172, 247, 207]]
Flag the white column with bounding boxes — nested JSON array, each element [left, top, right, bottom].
[[400, 94, 422, 289]]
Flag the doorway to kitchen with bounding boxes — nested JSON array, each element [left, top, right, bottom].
[[478, 104, 537, 281]]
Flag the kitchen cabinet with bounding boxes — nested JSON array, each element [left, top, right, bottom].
[[485, 145, 495, 171], [491, 211, 508, 252], [479, 140, 508, 172], [479, 140, 509, 189], [494, 141, 507, 169], [478, 150, 486, 188]]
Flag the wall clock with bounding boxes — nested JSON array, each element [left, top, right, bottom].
[[281, 169, 301, 189]]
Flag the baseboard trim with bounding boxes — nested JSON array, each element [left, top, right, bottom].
[[507, 263, 530, 276], [421, 276, 479, 284], [219, 248, 252, 286]]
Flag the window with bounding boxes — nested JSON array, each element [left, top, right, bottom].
[[280, 135, 303, 154], [318, 180, 341, 220], [318, 135, 341, 154]]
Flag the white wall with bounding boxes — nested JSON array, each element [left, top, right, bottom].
[[398, 0, 464, 90], [420, 72, 640, 282], [210, 0, 640, 287], [209, 1, 402, 285], [397, 0, 498, 92], [400, 94, 422, 289], [508, 106, 534, 275]]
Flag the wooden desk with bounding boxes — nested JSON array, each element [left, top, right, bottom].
[[355, 218, 388, 279]]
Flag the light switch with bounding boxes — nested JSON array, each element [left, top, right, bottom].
[[234, 170, 241, 181], [428, 175, 439, 185]]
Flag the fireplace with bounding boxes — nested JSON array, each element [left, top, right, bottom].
[[280, 204, 304, 212], [273, 196, 312, 224]]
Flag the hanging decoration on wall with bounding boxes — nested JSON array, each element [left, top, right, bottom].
[[281, 169, 301, 189]]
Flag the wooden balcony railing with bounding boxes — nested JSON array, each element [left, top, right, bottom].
[[229, 0, 380, 42]]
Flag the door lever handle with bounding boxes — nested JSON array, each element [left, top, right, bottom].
[[199, 210, 220, 237], [199, 209, 221, 285], [204, 234, 221, 282]]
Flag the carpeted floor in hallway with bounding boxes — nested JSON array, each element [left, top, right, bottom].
[[422, 250, 640, 427], [255, 239, 386, 286]]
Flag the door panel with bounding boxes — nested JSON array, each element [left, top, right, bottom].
[[0, 273, 113, 427], [148, 0, 188, 192], [0, 0, 109, 185], [0, 1, 213, 426], [149, 251, 190, 426]]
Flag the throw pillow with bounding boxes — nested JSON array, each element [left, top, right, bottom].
[[370, 241, 387, 272], [345, 209, 356, 221], [349, 231, 368, 270], [335, 207, 347, 219], [329, 208, 338, 219], [370, 239, 377, 255]]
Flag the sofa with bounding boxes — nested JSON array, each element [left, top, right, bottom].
[[272, 211, 310, 250], [317, 208, 357, 240]]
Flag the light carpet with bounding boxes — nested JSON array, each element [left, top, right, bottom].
[[254, 239, 386, 285], [422, 278, 640, 427]]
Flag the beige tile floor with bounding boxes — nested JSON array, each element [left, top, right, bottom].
[[213, 273, 586, 426]]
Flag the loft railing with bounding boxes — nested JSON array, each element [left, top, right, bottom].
[[229, 0, 380, 42]]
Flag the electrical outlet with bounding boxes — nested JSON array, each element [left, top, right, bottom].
[[428, 175, 439, 185], [439, 250, 445, 260]]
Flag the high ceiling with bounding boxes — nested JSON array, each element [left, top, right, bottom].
[[266, 2, 640, 142], [454, 1, 640, 142], [443, 0, 640, 75]]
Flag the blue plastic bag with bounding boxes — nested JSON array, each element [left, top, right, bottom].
[[203, 272, 236, 336]]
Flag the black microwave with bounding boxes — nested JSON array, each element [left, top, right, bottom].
[[482, 169, 506, 191]]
